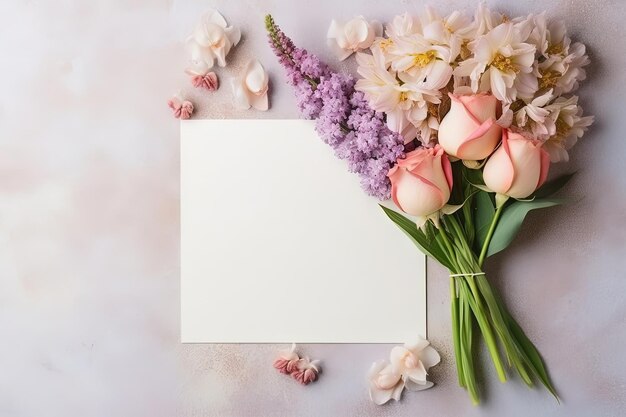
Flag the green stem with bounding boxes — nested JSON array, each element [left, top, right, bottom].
[[478, 203, 505, 267], [450, 277, 465, 387]]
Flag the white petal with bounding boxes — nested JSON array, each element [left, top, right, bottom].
[[225, 26, 241, 47], [405, 379, 434, 392], [370, 385, 394, 405], [327, 38, 354, 61], [205, 9, 227, 27], [244, 60, 268, 93], [371, 20, 383, 37], [250, 91, 269, 111], [327, 19, 342, 39], [344, 18, 369, 47], [231, 79, 251, 110], [420, 345, 441, 370], [490, 69, 508, 101], [390, 381, 405, 401], [404, 361, 427, 383]]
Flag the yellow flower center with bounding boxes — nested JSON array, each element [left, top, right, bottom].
[[399, 91, 409, 102], [411, 50, 437, 68], [459, 41, 472, 60], [427, 102, 439, 119], [491, 53, 519, 73], [547, 42, 564, 56], [379, 38, 394, 51], [547, 117, 571, 147], [539, 70, 561, 89]]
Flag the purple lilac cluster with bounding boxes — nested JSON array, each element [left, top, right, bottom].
[[265, 15, 404, 200]]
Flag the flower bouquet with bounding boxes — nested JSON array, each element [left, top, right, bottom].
[[265, 3, 592, 404]]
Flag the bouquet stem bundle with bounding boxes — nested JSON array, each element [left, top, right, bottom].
[[381, 164, 563, 404]]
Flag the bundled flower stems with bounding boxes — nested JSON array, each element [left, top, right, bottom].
[[266, 3, 592, 405]]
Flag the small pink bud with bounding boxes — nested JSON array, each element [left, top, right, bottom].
[[273, 358, 290, 374], [179, 101, 194, 119], [167, 96, 194, 119], [191, 72, 219, 91], [285, 359, 300, 373], [292, 368, 318, 385]]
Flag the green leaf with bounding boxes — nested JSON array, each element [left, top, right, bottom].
[[506, 311, 559, 401], [379, 205, 453, 269], [533, 172, 575, 198], [487, 199, 564, 257], [474, 191, 495, 253]]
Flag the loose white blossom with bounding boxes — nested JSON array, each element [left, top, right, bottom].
[[231, 59, 269, 111], [327, 16, 382, 61], [187, 9, 241, 73], [368, 337, 440, 405]]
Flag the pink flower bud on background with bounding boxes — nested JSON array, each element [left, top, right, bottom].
[[483, 130, 550, 199], [437, 93, 502, 160], [292, 368, 318, 385], [167, 96, 194, 120], [388, 145, 453, 217], [189, 71, 219, 91]]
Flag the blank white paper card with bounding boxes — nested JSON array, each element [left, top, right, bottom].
[[181, 120, 426, 343]]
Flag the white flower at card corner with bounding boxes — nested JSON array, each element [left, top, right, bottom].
[[231, 59, 269, 111], [187, 9, 241, 73], [454, 21, 537, 103], [327, 16, 383, 61], [368, 337, 440, 405]]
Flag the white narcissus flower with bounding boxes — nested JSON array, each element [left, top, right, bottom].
[[542, 96, 594, 162], [327, 16, 382, 61], [187, 9, 241, 73], [368, 337, 440, 405], [389, 33, 453, 80], [231, 59, 269, 111], [454, 22, 537, 103]]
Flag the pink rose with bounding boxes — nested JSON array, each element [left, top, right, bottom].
[[437, 93, 502, 160], [388, 145, 453, 217], [483, 130, 550, 199]]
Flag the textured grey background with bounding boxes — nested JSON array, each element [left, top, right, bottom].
[[0, 0, 624, 416]]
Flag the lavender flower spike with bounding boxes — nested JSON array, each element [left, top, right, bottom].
[[265, 15, 404, 200]]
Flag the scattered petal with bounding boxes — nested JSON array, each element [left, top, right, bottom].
[[167, 95, 194, 119], [186, 69, 219, 91], [231, 59, 270, 111]]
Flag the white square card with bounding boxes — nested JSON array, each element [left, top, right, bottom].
[[181, 120, 426, 343]]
